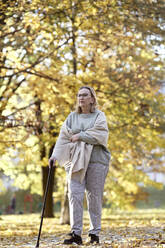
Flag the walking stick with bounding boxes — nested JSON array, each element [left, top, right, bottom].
[[35, 160, 54, 248]]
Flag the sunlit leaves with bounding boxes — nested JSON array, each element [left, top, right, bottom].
[[0, 0, 164, 210], [1, 210, 165, 247]]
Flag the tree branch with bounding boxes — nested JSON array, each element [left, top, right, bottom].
[[0, 37, 71, 80], [5, 101, 37, 117], [0, 28, 24, 39]]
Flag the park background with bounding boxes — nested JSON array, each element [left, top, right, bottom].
[[0, 0, 165, 247]]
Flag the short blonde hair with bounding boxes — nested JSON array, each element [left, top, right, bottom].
[[75, 86, 98, 113]]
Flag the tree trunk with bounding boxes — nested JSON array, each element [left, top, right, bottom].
[[60, 180, 70, 224], [35, 99, 55, 218], [42, 165, 55, 217]]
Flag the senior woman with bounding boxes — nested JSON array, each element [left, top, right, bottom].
[[49, 86, 110, 245]]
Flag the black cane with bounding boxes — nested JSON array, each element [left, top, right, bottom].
[[35, 160, 54, 248]]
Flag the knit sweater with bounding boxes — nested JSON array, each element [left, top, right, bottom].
[[66, 109, 111, 166]]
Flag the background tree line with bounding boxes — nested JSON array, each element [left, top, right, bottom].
[[0, 0, 165, 220]]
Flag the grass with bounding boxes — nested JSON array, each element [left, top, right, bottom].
[[136, 186, 165, 209]]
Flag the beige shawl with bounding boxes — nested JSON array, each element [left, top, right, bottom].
[[52, 112, 109, 182]]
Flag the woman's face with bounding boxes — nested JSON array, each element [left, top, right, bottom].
[[77, 88, 94, 109]]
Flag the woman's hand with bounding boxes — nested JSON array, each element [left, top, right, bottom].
[[49, 156, 56, 168], [70, 133, 80, 143]]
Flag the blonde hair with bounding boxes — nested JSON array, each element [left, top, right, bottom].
[[75, 86, 98, 113]]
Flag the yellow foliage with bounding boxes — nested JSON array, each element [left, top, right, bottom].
[[0, 0, 164, 210]]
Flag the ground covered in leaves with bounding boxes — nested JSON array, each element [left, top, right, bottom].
[[0, 209, 165, 247]]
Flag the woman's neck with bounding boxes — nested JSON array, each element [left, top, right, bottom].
[[81, 106, 91, 114]]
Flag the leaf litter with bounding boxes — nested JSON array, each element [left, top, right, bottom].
[[0, 209, 165, 247]]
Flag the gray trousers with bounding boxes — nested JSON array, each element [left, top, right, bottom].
[[67, 163, 109, 236]]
